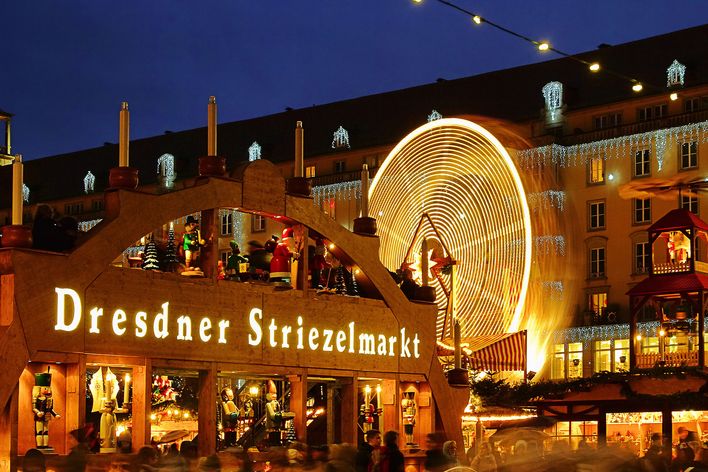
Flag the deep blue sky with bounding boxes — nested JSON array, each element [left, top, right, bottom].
[[5, 1, 708, 160]]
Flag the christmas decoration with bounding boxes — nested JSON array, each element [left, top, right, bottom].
[[535, 235, 565, 256], [517, 121, 708, 172], [312, 181, 360, 209], [541, 281, 563, 301], [553, 321, 663, 346], [667, 59, 686, 87], [232, 210, 243, 244], [157, 153, 176, 189], [180, 216, 207, 276], [84, 171, 96, 194], [22, 183, 29, 203], [348, 268, 360, 297], [142, 238, 160, 270], [542, 81, 563, 122], [331, 126, 350, 149], [32, 368, 60, 449], [334, 265, 347, 294], [427, 109, 443, 122], [78, 219, 103, 232], [285, 421, 297, 444], [163, 223, 180, 270], [527, 190, 565, 212], [248, 141, 262, 161]]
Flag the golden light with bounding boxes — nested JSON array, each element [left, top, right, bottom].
[[472, 15, 482, 24], [408, 248, 434, 285], [589, 63, 600, 72], [150, 414, 157, 421], [670, 92, 678, 101], [632, 83, 643, 92], [537, 42, 550, 51], [364, 385, 371, 394], [659, 329, 666, 337], [249, 385, 260, 396], [370, 118, 532, 339], [636, 334, 642, 341], [124, 373, 131, 383], [183, 412, 190, 419], [329, 243, 336, 250]]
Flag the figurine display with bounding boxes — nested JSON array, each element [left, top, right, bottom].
[[32, 369, 60, 449], [359, 402, 377, 433], [311, 238, 329, 289], [92, 367, 121, 453], [401, 391, 417, 446], [265, 392, 296, 446], [216, 260, 226, 280], [221, 387, 240, 447], [226, 241, 249, 280], [270, 228, 296, 286], [181, 216, 207, 276]]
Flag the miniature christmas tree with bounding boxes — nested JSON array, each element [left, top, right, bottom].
[[142, 239, 160, 270], [285, 421, 297, 445], [348, 267, 360, 297], [334, 265, 348, 295], [163, 224, 179, 271]]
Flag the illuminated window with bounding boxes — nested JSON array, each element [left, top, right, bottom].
[[305, 165, 316, 178], [680, 142, 697, 169], [614, 340, 629, 371], [252, 214, 266, 233], [248, 142, 262, 161], [641, 336, 659, 354], [588, 157, 605, 184], [667, 59, 686, 87], [633, 198, 651, 224], [633, 149, 650, 177], [588, 201, 605, 230], [634, 241, 651, 274], [220, 211, 233, 236], [84, 171, 96, 194], [589, 292, 607, 316], [593, 339, 629, 373], [322, 198, 336, 219], [552, 344, 566, 380], [568, 343, 583, 378], [594, 340, 612, 372], [157, 153, 176, 189]]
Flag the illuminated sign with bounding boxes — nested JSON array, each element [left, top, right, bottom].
[[53, 287, 420, 358]]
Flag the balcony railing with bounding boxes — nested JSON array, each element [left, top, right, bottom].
[[636, 351, 698, 368], [653, 261, 691, 275]]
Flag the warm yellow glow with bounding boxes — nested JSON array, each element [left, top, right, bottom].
[[412, 0, 423, 3], [462, 414, 534, 422], [370, 118, 532, 340], [124, 374, 131, 384], [632, 83, 643, 92], [408, 249, 434, 285], [150, 414, 157, 421], [589, 63, 600, 72], [670, 92, 678, 101], [659, 329, 666, 337], [364, 385, 371, 394], [249, 385, 260, 396], [636, 335, 642, 341], [472, 15, 482, 24], [183, 412, 190, 419], [538, 42, 550, 51], [329, 243, 336, 250], [116, 425, 126, 436]]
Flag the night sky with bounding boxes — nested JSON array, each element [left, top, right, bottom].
[[5, 1, 708, 160]]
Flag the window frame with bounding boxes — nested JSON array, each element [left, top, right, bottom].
[[633, 149, 651, 178], [588, 201, 606, 230], [334, 160, 346, 173], [305, 165, 316, 178], [634, 241, 651, 274], [680, 141, 698, 170], [680, 194, 699, 215], [251, 214, 266, 233], [220, 211, 233, 236], [633, 198, 652, 225], [587, 156, 605, 185], [589, 247, 606, 279]]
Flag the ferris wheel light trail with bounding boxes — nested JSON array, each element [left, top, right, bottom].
[[370, 118, 532, 339]]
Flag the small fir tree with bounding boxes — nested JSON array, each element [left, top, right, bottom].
[[142, 239, 160, 270], [334, 265, 348, 295], [163, 224, 179, 270]]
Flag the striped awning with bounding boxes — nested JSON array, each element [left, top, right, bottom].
[[437, 330, 527, 371]]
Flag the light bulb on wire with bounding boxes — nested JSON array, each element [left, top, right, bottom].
[[589, 63, 600, 72], [472, 15, 482, 24], [632, 83, 643, 92], [537, 42, 550, 51], [670, 92, 678, 101]]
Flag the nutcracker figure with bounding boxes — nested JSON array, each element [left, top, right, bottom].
[[311, 238, 329, 289], [221, 387, 240, 446], [270, 228, 296, 285], [32, 369, 60, 449], [99, 367, 120, 453], [401, 391, 417, 445], [181, 216, 207, 275]]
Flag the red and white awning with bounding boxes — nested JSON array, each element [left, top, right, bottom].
[[437, 330, 527, 371]]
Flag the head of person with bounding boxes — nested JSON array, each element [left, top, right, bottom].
[[650, 433, 661, 445], [426, 432, 446, 450], [443, 441, 457, 457], [366, 430, 382, 447], [383, 431, 399, 449], [23, 449, 46, 472], [678, 427, 689, 441], [479, 442, 492, 455]]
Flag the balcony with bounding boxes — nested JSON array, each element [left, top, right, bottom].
[[636, 351, 698, 368], [653, 261, 691, 275]]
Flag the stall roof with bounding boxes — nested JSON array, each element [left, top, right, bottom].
[[648, 208, 708, 233], [439, 330, 527, 371], [627, 272, 708, 297]]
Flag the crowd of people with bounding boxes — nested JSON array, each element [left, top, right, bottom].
[[18, 427, 708, 472]]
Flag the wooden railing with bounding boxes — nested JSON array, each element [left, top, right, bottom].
[[636, 351, 698, 368]]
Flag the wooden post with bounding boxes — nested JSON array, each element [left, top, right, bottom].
[[208, 97, 217, 157], [198, 364, 217, 457], [298, 227, 309, 291], [200, 209, 218, 279], [699, 291, 705, 368], [119, 102, 129, 167], [64, 356, 86, 453], [382, 378, 399, 434], [131, 359, 152, 451], [597, 407, 607, 448], [326, 384, 335, 445], [0, 385, 18, 472], [340, 378, 358, 444], [662, 404, 673, 458], [288, 372, 308, 443]]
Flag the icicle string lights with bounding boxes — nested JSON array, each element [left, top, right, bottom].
[[541, 281, 564, 301], [22, 184, 29, 203], [232, 209, 243, 243], [331, 126, 351, 149], [312, 181, 361, 211], [427, 110, 443, 122], [527, 190, 565, 212], [248, 142, 262, 161], [84, 171, 96, 194], [78, 218, 103, 232], [517, 121, 708, 170]]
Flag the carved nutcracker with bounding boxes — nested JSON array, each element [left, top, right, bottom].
[[32, 369, 60, 449]]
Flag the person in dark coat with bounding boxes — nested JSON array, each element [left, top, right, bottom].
[[424, 432, 453, 472], [377, 431, 405, 472], [355, 430, 382, 472]]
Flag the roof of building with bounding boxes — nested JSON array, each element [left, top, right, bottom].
[[2, 25, 707, 207], [627, 272, 708, 297], [648, 208, 708, 233]]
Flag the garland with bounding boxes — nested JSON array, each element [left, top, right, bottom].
[[470, 368, 708, 408]]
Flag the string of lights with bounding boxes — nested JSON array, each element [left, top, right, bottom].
[[413, 0, 674, 97]]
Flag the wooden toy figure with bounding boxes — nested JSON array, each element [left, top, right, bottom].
[[181, 216, 206, 276], [221, 387, 239, 446], [401, 391, 417, 445], [226, 241, 249, 280], [32, 369, 60, 449], [270, 228, 296, 286], [99, 367, 120, 453], [311, 238, 329, 289]]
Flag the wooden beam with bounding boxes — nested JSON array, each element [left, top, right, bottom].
[[0, 384, 18, 472], [288, 372, 308, 443], [131, 359, 152, 451], [198, 364, 217, 456], [340, 377, 358, 444]]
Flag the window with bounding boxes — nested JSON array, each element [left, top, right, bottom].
[[157, 153, 176, 189], [614, 339, 630, 371], [634, 242, 651, 274], [568, 343, 583, 379], [640, 337, 659, 355], [552, 344, 566, 380], [588, 157, 604, 184], [680, 194, 699, 214], [219, 251, 229, 265], [638, 104, 667, 122], [594, 340, 612, 372], [322, 198, 336, 220], [551, 343, 584, 380], [633, 198, 651, 224], [252, 214, 266, 233], [221, 211, 233, 236], [680, 142, 697, 169], [305, 165, 316, 178], [92, 200, 104, 212], [590, 248, 605, 278], [685, 98, 700, 113], [589, 201, 605, 230], [593, 339, 630, 373], [589, 291, 607, 316], [334, 161, 346, 173], [633, 149, 650, 177], [593, 113, 622, 130], [64, 202, 83, 216]]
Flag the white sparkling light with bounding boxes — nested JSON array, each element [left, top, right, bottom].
[[157, 153, 176, 188], [248, 142, 262, 161], [83, 171, 95, 194], [331, 126, 351, 149], [427, 110, 443, 122], [667, 59, 686, 87], [22, 184, 29, 203]]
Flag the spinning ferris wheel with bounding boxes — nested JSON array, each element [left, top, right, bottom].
[[369, 118, 532, 339]]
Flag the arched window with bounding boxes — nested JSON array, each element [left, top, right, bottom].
[[157, 154, 176, 189]]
